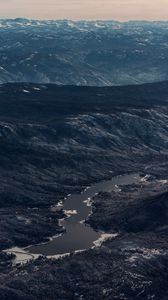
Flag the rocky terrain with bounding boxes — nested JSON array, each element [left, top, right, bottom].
[[1, 180, 168, 300], [1, 19, 168, 85], [0, 81, 168, 299], [89, 178, 168, 233]]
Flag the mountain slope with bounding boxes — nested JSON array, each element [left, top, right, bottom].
[[1, 19, 168, 85], [0, 81, 168, 250], [0, 81, 168, 299]]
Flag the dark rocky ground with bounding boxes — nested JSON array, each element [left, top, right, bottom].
[[88, 178, 168, 233], [1, 230, 168, 299], [0, 207, 64, 251], [1, 177, 168, 300], [0, 81, 168, 299]]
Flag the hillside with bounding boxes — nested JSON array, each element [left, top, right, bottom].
[[1, 19, 168, 85], [0, 81, 168, 299]]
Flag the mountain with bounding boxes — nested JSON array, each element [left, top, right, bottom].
[[0, 81, 168, 299], [0, 81, 168, 300], [0, 80, 168, 246], [1, 19, 168, 85]]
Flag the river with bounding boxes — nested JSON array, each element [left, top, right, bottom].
[[5, 173, 141, 263]]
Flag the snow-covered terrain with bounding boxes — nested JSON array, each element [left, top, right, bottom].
[[0, 19, 168, 85]]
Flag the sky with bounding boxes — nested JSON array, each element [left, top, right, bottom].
[[0, 0, 168, 21]]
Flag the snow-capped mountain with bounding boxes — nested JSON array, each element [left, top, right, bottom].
[[1, 19, 168, 85]]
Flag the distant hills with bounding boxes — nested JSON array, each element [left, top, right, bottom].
[[1, 19, 168, 85]]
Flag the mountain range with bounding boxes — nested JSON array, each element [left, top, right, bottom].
[[0, 81, 168, 299], [0, 19, 168, 85]]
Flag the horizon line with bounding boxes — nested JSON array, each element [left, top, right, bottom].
[[0, 17, 168, 23]]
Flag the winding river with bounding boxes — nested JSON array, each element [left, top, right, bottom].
[[5, 173, 141, 263]]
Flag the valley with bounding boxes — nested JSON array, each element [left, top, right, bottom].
[[0, 81, 168, 299]]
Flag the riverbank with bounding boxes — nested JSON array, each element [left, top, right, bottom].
[[4, 173, 141, 264]]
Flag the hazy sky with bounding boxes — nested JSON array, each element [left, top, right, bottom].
[[0, 0, 168, 21]]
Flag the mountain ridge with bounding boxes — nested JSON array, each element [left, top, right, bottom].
[[0, 80, 168, 299], [1, 20, 168, 86]]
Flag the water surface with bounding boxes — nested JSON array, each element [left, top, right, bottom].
[[28, 173, 141, 256]]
